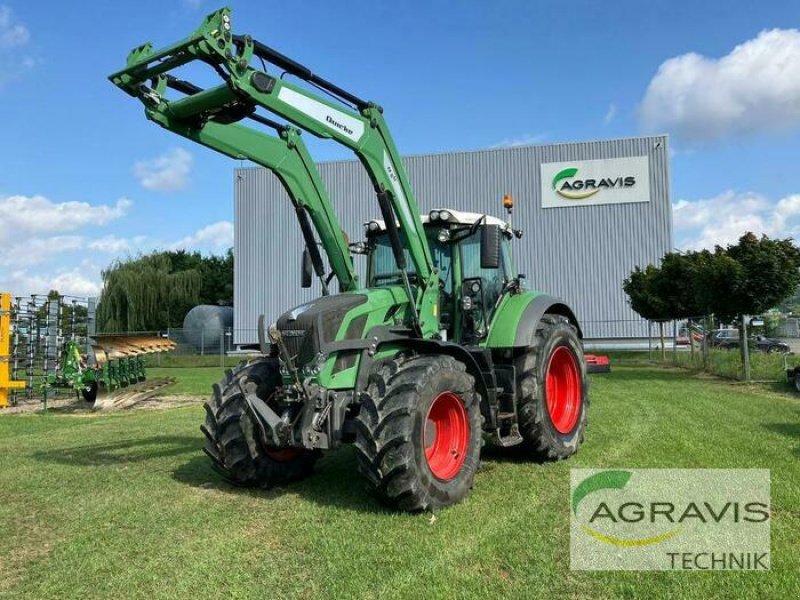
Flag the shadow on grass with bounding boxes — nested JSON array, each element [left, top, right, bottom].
[[763, 422, 800, 457], [33, 435, 200, 466], [172, 446, 393, 514]]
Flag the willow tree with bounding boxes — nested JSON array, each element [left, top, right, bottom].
[[96, 253, 201, 332]]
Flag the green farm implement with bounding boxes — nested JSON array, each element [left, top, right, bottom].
[[111, 7, 590, 510], [48, 336, 176, 409], [1, 292, 175, 410]]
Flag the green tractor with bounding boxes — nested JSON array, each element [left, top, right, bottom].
[[110, 7, 588, 511]]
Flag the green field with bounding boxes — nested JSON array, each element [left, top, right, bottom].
[[1, 365, 798, 599]]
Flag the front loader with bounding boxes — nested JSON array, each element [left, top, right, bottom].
[[110, 7, 589, 511]]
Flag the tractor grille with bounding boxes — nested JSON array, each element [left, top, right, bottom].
[[278, 328, 315, 365], [276, 294, 368, 368]]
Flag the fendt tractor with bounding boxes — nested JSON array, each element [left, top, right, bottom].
[[110, 8, 589, 510]]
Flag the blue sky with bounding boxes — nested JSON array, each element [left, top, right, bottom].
[[1, 0, 799, 296]]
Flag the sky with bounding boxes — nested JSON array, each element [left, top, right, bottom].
[[1, 0, 799, 297]]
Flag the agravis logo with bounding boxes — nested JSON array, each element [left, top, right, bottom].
[[552, 167, 635, 200], [572, 470, 681, 547], [570, 469, 771, 571]]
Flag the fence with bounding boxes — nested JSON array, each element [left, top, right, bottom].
[[624, 315, 797, 383], [133, 328, 261, 369]]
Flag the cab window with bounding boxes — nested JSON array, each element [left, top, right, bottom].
[[460, 232, 508, 303]]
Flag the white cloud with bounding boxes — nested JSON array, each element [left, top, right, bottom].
[[673, 190, 800, 250], [0, 235, 84, 268], [87, 235, 146, 254], [0, 194, 131, 297], [640, 29, 800, 142], [170, 221, 233, 251], [0, 6, 29, 48], [490, 133, 547, 149], [0, 5, 34, 85], [2, 268, 102, 298], [603, 103, 617, 125], [0, 195, 131, 242], [134, 148, 193, 192]]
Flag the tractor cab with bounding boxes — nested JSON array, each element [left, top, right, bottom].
[[364, 209, 522, 345]]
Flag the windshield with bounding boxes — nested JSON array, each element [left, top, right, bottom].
[[368, 229, 452, 295]]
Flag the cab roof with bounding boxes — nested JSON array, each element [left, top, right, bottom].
[[365, 209, 510, 233]]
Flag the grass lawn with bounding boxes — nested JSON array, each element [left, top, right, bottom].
[[1, 365, 798, 599], [147, 367, 224, 396]]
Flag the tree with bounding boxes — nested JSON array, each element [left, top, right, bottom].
[[651, 251, 704, 320], [96, 252, 215, 332], [724, 233, 800, 317], [709, 233, 800, 365], [623, 265, 672, 357], [625, 233, 800, 369]]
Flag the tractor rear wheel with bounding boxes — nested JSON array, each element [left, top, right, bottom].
[[201, 358, 318, 487], [515, 313, 588, 459], [355, 354, 482, 511]]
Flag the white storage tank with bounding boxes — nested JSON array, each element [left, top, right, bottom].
[[182, 305, 233, 351]]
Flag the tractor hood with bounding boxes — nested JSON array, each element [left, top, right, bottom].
[[274, 288, 410, 369]]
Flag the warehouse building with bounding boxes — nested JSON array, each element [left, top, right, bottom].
[[233, 135, 672, 345]]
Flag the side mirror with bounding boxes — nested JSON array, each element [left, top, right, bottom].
[[480, 224, 501, 269], [301, 248, 313, 288]]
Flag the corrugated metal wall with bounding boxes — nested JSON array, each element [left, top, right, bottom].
[[234, 136, 672, 344]]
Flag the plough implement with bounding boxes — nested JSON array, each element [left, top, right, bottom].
[[47, 336, 176, 409], [1, 292, 176, 410]]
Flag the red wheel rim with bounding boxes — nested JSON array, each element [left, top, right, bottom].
[[545, 346, 581, 434], [266, 448, 299, 463], [424, 391, 470, 481]]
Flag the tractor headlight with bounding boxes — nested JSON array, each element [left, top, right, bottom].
[[439, 210, 451, 221], [429, 210, 440, 221], [301, 352, 327, 378], [437, 229, 451, 243], [366, 220, 381, 233]]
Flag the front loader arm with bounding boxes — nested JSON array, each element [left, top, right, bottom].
[[109, 7, 439, 336], [109, 12, 358, 293], [145, 89, 358, 293]]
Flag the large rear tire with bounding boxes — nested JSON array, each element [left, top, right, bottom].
[[515, 313, 588, 460], [355, 354, 482, 512], [201, 358, 318, 487]]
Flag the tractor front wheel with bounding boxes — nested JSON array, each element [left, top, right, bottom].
[[201, 358, 318, 487], [355, 354, 482, 511], [515, 313, 588, 459]]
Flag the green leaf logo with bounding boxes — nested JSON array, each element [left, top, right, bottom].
[[572, 470, 632, 515], [572, 470, 681, 547], [552, 167, 601, 200]]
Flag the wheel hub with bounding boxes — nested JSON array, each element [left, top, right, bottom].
[[424, 391, 469, 481], [545, 346, 581, 434]]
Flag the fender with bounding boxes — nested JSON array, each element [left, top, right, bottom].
[[485, 291, 582, 348], [354, 330, 490, 407]]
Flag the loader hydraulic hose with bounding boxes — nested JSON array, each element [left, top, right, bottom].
[[376, 191, 420, 335], [231, 35, 370, 110], [296, 207, 329, 295]]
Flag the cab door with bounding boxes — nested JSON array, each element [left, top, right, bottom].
[[458, 229, 512, 344]]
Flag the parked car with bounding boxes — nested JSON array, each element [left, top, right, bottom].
[[676, 325, 706, 346], [754, 335, 790, 354], [709, 328, 740, 349], [708, 329, 790, 353]]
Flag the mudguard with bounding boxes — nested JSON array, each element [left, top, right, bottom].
[[485, 291, 582, 348]]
